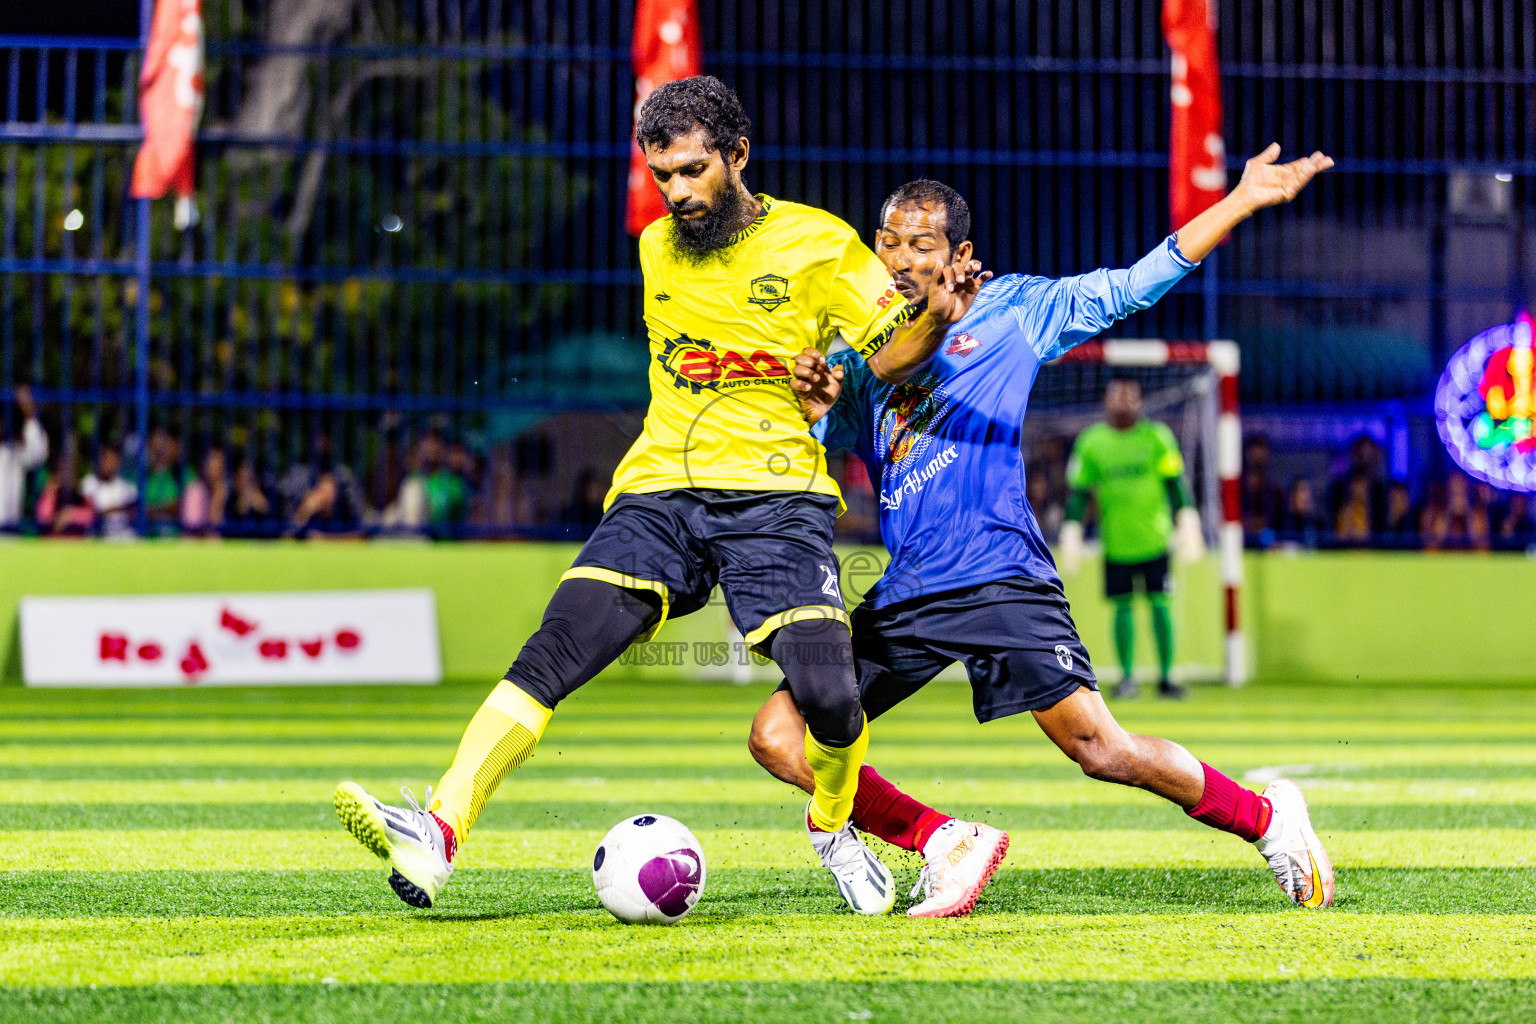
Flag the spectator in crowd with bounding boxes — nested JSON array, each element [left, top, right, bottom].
[[1495, 492, 1531, 544], [81, 444, 137, 539], [1327, 435, 1386, 531], [1026, 469, 1064, 544], [1240, 434, 1284, 535], [1383, 481, 1415, 540], [425, 435, 470, 528], [0, 385, 48, 529], [1334, 470, 1374, 545], [563, 468, 610, 530], [1281, 477, 1322, 546], [279, 430, 364, 522], [34, 443, 94, 537], [143, 425, 195, 534], [224, 455, 280, 537], [180, 446, 230, 536], [287, 469, 361, 539], [1422, 473, 1491, 552]]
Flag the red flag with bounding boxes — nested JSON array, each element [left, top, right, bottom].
[[1163, 0, 1225, 228], [130, 0, 204, 201], [626, 0, 702, 237]]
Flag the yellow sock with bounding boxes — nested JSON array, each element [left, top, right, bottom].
[[803, 716, 869, 832], [430, 681, 552, 842]]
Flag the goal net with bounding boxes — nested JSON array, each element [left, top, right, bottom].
[[1029, 340, 1245, 684]]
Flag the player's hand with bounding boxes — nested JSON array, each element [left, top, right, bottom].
[[925, 258, 994, 326], [1174, 507, 1206, 563], [791, 347, 844, 426], [1232, 144, 1333, 212], [1058, 520, 1084, 576]]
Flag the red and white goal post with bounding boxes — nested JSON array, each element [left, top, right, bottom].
[[1049, 339, 1246, 685]]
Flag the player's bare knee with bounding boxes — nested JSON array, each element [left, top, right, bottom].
[[748, 693, 812, 789]]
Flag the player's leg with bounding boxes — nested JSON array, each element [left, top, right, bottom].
[[1032, 686, 1333, 907], [335, 494, 698, 908], [1104, 559, 1138, 698], [1143, 554, 1184, 698]]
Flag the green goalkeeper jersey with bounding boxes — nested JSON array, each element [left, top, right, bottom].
[[1066, 419, 1185, 564]]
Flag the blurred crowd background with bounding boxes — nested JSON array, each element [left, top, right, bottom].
[[2, 1, 1533, 548]]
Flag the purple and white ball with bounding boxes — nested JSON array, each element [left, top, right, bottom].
[[592, 814, 707, 924]]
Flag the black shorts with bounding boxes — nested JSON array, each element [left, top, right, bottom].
[[1104, 554, 1171, 599], [565, 489, 848, 655], [777, 575, 1098, 723]]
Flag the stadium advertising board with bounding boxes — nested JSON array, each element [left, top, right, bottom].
[[1436, 311, 1536, 491], [19, 589, 441, 687]]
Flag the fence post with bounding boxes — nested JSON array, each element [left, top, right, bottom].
[[133, 0, 152, 534]]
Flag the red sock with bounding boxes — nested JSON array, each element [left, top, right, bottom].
[[431, 812, 458, 863], [850, 764, 952, 852], [1186, 763, 1273, 842]]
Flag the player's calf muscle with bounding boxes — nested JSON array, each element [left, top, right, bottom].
[[749, 691, 813, 792]]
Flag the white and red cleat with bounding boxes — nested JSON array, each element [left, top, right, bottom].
[[907, 820, 1010, 918], [1256, 778, 1334, 908]]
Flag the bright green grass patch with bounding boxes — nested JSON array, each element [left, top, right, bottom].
[[4, 826, 1533, 872], [8, 799, 1536, 833], [4, 979, 1536, 1024], [5, 913, 1535, 986], [5, 866, 1535, 919]]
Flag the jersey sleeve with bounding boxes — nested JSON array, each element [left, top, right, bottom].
[[1065, 431, 1098, 489], [1014, 235, 1201, 361], [1152, 422, 1186, 478], [809, 348, 873, 455], [826, 231, 913, 357]]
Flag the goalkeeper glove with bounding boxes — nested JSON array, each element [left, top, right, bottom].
[[1174, 507, 1206, 563], [1058, 521, 1084, 575]]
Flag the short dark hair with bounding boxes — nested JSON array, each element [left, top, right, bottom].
[[636, 76, 751, 158], [880, 179, 971, 252]]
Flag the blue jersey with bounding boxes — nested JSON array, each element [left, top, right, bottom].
[[814, 235, 1199, 608]]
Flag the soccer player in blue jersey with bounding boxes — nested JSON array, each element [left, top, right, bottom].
[[750, 144, 1338, 917]]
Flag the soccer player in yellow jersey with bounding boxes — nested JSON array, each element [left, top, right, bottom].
[[333, 75, 988, 909]]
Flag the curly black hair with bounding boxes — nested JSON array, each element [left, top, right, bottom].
[[636, 75, 752, 157], [880, 179, 971, 253]]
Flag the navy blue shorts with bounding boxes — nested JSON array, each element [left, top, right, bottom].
[[563, 489, 849, 655], [779, 575, 1098, 723]]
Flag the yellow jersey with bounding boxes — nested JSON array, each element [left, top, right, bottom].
[[608, 195, 912, 509]]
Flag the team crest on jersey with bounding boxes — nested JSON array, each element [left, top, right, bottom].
[[877, 374, 950, 466], [946, 332, 979, 357], [747, 274, 790, 312], [656, 333, 791, 395]]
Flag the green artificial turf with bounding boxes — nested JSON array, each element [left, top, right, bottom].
[[2, 677, 1535, 1021]]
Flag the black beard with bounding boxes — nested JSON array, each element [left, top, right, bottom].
[[664, 182, 750, 266]]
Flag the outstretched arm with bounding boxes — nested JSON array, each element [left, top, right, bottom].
[[1175, 143, 1334, 261]]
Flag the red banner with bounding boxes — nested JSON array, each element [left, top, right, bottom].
[[625, 0, 702, 236], [1163, 0, 1225, 228], [130, 0, 204, 201]]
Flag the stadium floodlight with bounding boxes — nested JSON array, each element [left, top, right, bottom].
[[1040, 339, 1246, 685]]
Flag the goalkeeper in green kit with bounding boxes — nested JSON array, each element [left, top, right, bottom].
[[1059, 376, 1205, 699]]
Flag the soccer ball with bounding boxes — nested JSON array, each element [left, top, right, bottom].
[[592, 814, 707, 924]]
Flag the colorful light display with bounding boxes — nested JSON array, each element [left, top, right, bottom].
[[1436, 311, 1536, 491]]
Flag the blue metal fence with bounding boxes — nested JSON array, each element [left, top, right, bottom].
[[1, 0, 1533, 536]]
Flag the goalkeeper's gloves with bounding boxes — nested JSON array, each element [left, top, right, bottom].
[[1174, 507, 1206, 563], [1058, 520, 1085, 575]]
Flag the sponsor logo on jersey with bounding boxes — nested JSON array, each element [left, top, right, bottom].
[[1054, 644, 1074, 671], [879, 376, 948, 466], [875, 285, 899, 311], [656, 333, 791, 394], [747, 273, 791, 311], [880, 443, 959, 511], [945, 332, 979, 357]]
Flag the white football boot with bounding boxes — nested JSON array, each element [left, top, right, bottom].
[[907, 819, 1010, 918], [1255, 778, 1334, 909], [334, 781, 454, 908], [806, 801, 896, 916]]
